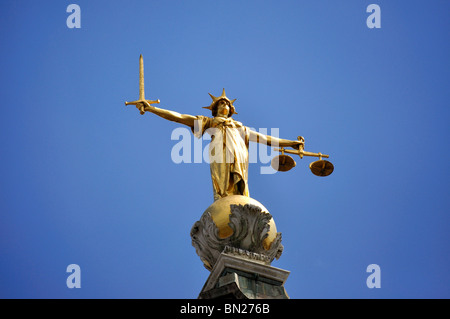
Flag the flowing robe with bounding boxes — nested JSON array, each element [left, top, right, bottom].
[[192, 116, 250, 201]]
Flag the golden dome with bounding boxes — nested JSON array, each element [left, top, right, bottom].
[[205, 195, 278, 251]]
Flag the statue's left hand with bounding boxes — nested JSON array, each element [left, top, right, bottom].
[[291, 136, 305, 150], [291, 141, 302, 150]]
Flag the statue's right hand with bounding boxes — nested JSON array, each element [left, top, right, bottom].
[[136, 100, 151, 113]]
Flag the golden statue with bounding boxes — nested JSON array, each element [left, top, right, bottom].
[[125, 55, 334, 279], [125, 56, 333, 202], [132, 88, 303, 201]]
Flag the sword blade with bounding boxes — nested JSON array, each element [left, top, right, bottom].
[[139, 54, 145, 100]]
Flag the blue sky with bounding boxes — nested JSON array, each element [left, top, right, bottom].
[[1, 0, 449, 298]]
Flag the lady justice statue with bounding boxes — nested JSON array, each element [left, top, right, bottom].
[[125, 56, 333, 293], [135, 88, 303, 201]]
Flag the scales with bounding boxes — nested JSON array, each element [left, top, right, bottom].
[[271, 136, 334, 177]]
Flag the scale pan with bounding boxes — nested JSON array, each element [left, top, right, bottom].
[[271, 155, 296, 172], [309, 160, 334, 177]]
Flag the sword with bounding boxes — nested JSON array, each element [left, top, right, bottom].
[[125, 55, 160, 115]]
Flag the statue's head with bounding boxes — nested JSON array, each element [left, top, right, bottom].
[[212, 99, 232, 118], [203, 89, 237, 118]]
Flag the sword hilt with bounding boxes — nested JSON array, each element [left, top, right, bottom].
[[124, 99, 160, 115]]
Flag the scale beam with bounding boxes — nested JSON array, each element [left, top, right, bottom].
[[275, 148, 329, 159]]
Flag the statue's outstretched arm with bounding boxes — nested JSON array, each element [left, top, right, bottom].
[[249, 130, 302, 149], [137, 101, 197, 128]]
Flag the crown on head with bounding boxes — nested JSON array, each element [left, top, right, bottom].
[[203, 88, 237, 115]]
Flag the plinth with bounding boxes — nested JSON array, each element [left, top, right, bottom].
[[198, 247, 289, 299], [191, 195, 290, 299]]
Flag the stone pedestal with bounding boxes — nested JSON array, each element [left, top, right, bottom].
[[198, 248, 290, 299], [191, 196, 290, 299]]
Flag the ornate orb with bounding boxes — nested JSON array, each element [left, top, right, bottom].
[[190, 195, 283, 271], [206, 195, 277, 249]]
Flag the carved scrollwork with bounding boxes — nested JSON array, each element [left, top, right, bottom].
[[190, 212, 224, 270], [190, 203, 284, 271]]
